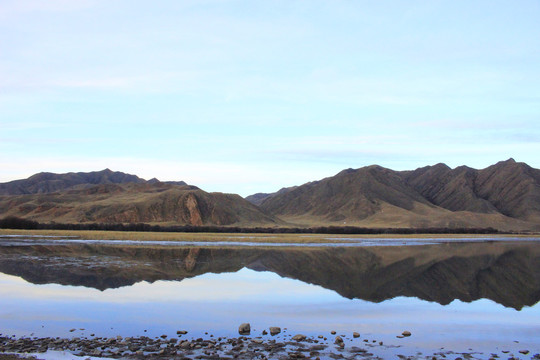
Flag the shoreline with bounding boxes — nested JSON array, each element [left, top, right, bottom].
[[1, 229, 538, 244], [2, 330, 539, 360]]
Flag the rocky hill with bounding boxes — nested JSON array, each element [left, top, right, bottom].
[[255, 159, 540, 231], [0, 171, 279, 227]]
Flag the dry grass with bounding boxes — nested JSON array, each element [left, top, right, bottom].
[[0, 229, 534, 244]]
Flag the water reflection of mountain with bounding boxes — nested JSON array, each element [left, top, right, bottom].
[[0, 241, 539, 310]]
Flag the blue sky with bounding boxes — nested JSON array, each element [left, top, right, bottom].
[[1, 0, 539, 196]]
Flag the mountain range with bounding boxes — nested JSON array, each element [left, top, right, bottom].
[[0, 159, 539, 231], [0, 169, 277, 227]]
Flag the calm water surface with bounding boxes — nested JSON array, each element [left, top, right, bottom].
[[0, 236, 539, 359]]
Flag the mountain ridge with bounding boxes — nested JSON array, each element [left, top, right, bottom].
[[0, 169, 166, 195], [0, 172, 279, 226], [1, 160, 539, 231], [253, 159, 540, 231]]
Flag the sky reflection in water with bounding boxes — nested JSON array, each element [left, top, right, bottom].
[[1, 237, 540, 358], [1, 267, 540, 355]]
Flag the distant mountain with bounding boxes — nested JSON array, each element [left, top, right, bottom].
[[0, 171, 279, 226], [259, 165, 434, 221], [245, 186, 297, 206], [0, 169, 148, 195], [403, 159, 540, 223], [2, 160, 540, 230], [256, 159, 540, 231], [148, 178, 188, 186]]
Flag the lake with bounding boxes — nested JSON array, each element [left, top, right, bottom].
[[0, 235, 539, 359]]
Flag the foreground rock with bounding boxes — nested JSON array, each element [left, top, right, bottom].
[[238, 323, 250, 335], [0, 334, 331, 360]]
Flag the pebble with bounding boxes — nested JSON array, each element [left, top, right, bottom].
[[0, 331, 517, 360]]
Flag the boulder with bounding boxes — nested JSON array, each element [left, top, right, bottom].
[[238, 323, 251, 335], [269, 327, 281, 336], [291, 334, 306, 341]]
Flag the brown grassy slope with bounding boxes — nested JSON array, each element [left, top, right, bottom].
[[275, 202, 534, 231], [0, 183, 281, 227], [259, 160, 540, 231], [260, 165, 436, 222]]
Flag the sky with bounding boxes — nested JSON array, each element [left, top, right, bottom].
[[1, 0, 539, 196]]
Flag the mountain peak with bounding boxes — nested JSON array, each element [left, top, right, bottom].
[[433, 163, 451, 170], [496, 158, 517, 166]]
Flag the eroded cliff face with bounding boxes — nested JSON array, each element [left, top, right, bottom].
[[1, 241, 539, 310], [185, 194, 203, 226]]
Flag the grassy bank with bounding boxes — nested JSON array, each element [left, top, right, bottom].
[[0, 228, 535, 244]]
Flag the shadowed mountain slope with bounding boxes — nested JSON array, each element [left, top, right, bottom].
[[474, 159, 540, 221], [402, 159, 540, 223]]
